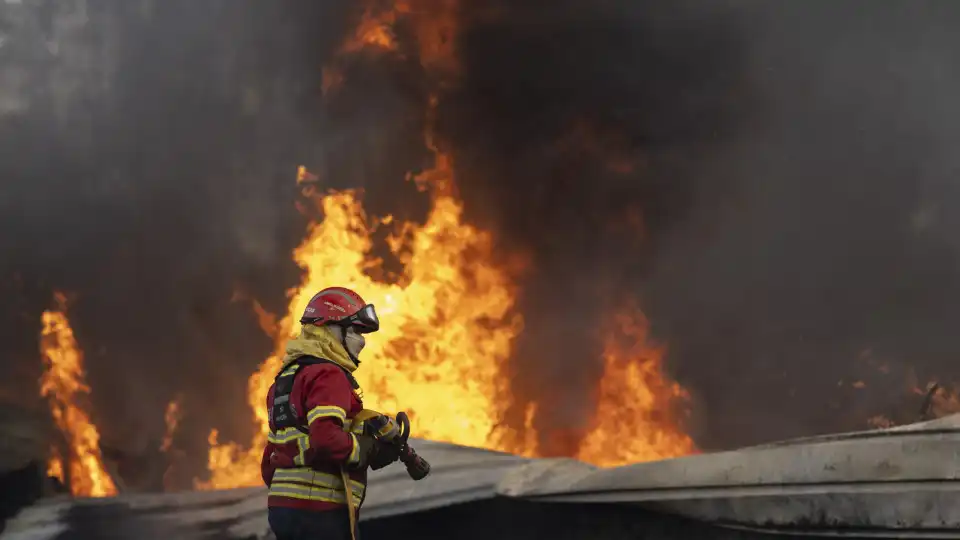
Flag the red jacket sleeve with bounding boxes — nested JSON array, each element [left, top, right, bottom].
[[300, 365, 359, 466]]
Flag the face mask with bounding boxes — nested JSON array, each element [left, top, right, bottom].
[[344, 326, 366, 358]]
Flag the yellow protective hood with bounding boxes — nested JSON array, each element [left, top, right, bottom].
[[280, 324, 358, 373]]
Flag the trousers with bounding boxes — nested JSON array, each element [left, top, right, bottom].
[[268, 506, 358, 540]]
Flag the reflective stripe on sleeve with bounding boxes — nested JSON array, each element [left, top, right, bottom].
[[294, 433, 309, 466], [347, 434, 360, 466], [307, 405, 347, 425]]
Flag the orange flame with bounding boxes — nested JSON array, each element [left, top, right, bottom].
[[340, 4, 403, 54], [577, 307, 696, 467], [199, 0, 696, 487], [321, 2, 403, 96], [160, 396, 183, 453], [201, 173, 530, 489], [47, 448, 64, 483], [39, 293, 117, 498]]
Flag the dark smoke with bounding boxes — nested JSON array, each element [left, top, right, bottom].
[[645, 1, 960, 447], [3, 0, 960, 489], [441, 0, 960, 450], [441, 0, 753, 455], [0, 0, 365, 489]]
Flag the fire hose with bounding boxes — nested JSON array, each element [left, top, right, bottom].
[[342, 410, 431, 539]]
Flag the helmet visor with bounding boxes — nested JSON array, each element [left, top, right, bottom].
[[347, 304, 380, 333]]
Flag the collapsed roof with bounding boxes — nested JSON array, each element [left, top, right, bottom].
[[4, 414, 960, 540]]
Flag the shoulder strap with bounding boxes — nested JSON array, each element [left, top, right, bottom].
[[269, 356, 359, 436], [295, 357, 360, 390]]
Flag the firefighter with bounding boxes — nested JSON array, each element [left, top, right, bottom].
[[261, 286, 399, 540]]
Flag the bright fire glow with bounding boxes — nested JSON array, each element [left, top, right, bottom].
[[47, 448, 64, 483], [201, 159, 529, 489], [160, 396, 183, 453], [577, 307, 696, 466], [199, 0, 694, 488], [39, 293, 118, 498]]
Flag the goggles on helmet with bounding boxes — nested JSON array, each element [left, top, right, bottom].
[[345, 304, 379, 333]]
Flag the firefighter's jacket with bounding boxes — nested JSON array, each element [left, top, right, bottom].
[[260, 324, 367, 512]]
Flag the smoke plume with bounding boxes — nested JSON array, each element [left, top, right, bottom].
[[0, 0, 359, 487], [2, 0, 960, 487], [439, 0, 960, 449]]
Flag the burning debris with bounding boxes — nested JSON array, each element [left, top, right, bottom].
[[39, 293, 117, 498]]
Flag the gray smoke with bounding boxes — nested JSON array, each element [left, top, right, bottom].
[[644, 1, 960, 447], [3, 0, 960, 487], [441, 0, 960, 451], [0, 0, 365, 488]]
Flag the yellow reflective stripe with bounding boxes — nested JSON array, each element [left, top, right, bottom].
[[280, 366, 298, 377], [307, 405, 347, 425], [269, 482, 365, 503], [347, 434, 360, 466], [272, 468, 365, 492], [273, 468, 338, 485], [294, 435, 308, 466], [267, 428, 308, 445], [269, 483, 346, 504], [269, 468, 365, 501], [348, 420, 364, 435]]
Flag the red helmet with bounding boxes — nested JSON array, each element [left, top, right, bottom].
[[299, 286, 380, 333]]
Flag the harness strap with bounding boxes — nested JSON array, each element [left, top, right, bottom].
[[270, 356, 359, 436]]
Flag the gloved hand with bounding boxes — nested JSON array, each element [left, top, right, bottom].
[[351, 434, 378, 470], [369, 441, 401, 471], [368, 414, 400, 441]]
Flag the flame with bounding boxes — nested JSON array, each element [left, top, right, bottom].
[[322, 0, 457, 96], [39, 293, 117, 498], [200, 0, 532, 489], [47, 448, 64, 483], [201, 185, 527, 488], [160, 396, 183, 453], [199, 0, 697, 487], [338, 0, 457, 66], [577, 307, 696, 467], [321, 2, 403, 95], [340, 4, 402, 54]]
